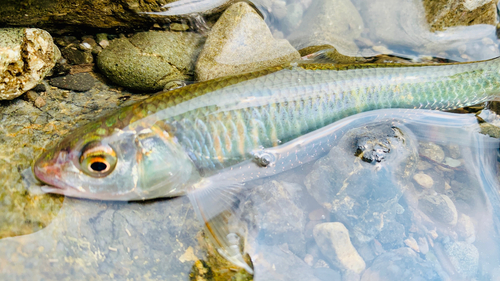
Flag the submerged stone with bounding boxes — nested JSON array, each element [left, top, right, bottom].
[[195, 2, 300, 81], [0, 28, 59, 100], [288, 0, 364, 55], [304, 123, 418, 242], [313, 222, 366, 274]]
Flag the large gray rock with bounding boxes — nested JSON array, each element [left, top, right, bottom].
[[97, 31, 205, 91], [287, 0, 364, 56], [0, 28, 59, 100], [195, 2, 300, 81]]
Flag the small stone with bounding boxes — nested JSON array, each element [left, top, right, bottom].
[[61, 44, 93, 65], [313, 222, 366, 274], [0, 28, 59, 100], [24, 90, 38, 103], [96, 33, 110, 49], [34, 96, 46, 108], [419, 193, 458, 226], [446, 144, 461, 159], [420, 142, 445, 163], [404, 236, 419, 252], [49, 73, 96, 92], [413, 173, 434, 189], [195, 2, 300, 81], [304, 254, 314, 266], [444, 157, 461, 168], [456, 214, 475, 243], [170, 23, 190, 31]]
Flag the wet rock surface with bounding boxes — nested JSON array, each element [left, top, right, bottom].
[[195, 2, 300, 81], [0, 28, 59, 100], [98, 31, 205, 91], [287, 0, 364, 55]]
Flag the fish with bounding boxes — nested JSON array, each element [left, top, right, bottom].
[[32, 58, 500, 272]]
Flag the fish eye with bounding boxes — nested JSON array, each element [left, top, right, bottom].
[[79, 141, 117, 177]]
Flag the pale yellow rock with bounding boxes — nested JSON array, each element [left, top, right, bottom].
[[413, 173, 434, 189], [313, 222, 366, 274], [195, 2, 300, 81], [0, 28, 59, 100]]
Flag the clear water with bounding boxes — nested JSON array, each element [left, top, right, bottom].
[[1, 0, 500, 280]]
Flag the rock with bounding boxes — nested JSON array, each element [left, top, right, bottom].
[[98, 31, 204, 91], [242, 180, 307, 258], [444, 157, 461, 168], [419, 193, 458, 226], [420, 142, 445, 163], [456, 214, 475, 243], [0, 28, 59, 100], [361, 248, 440, 281], [313, 222, 366, 274], [195, 2, 300, 81], [304, 123, 418, 242], [446, 144, 461, 159], [422, 0, 497, 32], [413, 173, 434, 189], [442, 240, 479, 279], [0, 0, 225, 32], [287, 0, 363, 55], [61, 44, 93, 65], [416, 160, 433, 171], [49, 73, 96, 92]]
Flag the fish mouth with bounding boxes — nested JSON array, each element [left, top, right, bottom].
[[33, 151, 72, 192]]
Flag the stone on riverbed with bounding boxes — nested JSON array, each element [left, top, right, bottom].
[[313, 222, 366, 274], [97, 31, 205, 91], [0, 28, 59, 100], [195, 2, 300, 81]]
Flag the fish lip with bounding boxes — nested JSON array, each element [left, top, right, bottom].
[[32, 155, 72, 192]]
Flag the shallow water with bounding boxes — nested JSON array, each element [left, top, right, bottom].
[[1, 0, 500, 280]]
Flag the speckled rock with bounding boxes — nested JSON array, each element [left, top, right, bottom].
[[97, 31, 205, 91], [287, 0, 364, 55], [195, 2, 300, 81], [313, 222, 366, 274], [422, 0, 497, 32], [0, 28, 59, 100], [442, 240, 479, 279], [420, 142, 445, 163], [419, 193, 458, 226]]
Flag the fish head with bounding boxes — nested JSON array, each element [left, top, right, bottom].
[[33, 119, 197, 201]]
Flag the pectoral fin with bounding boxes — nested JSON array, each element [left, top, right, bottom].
[[187, 178, 254, 274]]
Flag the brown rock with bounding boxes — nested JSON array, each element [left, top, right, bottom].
[[422, 0, 497, 32]]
